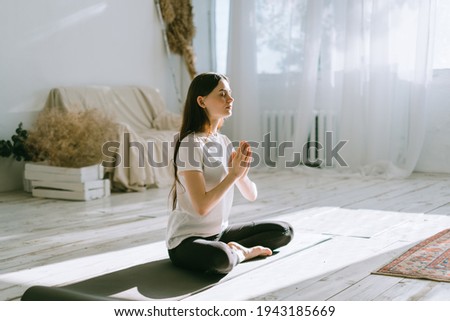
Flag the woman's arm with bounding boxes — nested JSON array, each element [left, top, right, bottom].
[[233, 141, 258, 201], [181, 140, 251, 216], [236, 175, 258, 201], [180, 171, 238, 216]]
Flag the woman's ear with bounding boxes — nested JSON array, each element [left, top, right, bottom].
[[197, 96, 206, 108]]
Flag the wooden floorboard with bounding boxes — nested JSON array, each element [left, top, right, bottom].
[[1, 169, 450, 301], [255, 241, 411, 301]]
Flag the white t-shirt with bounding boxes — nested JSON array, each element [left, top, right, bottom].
[[166, 132, 235, 249]]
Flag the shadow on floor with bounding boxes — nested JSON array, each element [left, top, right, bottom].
[[22, 259, 224, 301]]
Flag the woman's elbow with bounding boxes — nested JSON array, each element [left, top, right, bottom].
[[197, 209, 209, 216], [247, 193, 257, 202], [193, 203, 210, 216], [243, 189, 257, 202]]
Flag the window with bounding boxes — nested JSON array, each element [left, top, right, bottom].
[[433, 0, 450, 69], [255, 0, 308, 74], [215, 0, 230, 74], [213, 0, 449, 72]]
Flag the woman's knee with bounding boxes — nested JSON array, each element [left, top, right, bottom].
[[273, 221, 294, 248], [283, 222, 294, 239], [209, 244, 238, 274]]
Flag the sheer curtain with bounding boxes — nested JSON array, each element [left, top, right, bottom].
[[225, 0, 260, 143], [225, 0, 436, 176]]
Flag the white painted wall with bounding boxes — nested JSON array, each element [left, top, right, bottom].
[[0, 0, 188, 191]]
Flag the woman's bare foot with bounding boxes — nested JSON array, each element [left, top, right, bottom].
[[227, 241, 272, 262]]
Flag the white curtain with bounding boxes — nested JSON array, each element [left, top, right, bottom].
[[225, 0, 435, 176], [225, 0, 260, 143]]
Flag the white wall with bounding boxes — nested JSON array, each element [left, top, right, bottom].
[[0, 0, 187, 191]]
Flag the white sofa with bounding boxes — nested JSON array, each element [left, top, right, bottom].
[[43, 86, 181, 191]]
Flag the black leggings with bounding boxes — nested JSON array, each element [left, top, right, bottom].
[[168, 221, 294, 274]]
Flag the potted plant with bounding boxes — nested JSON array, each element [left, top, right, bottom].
[[0, 123, 34, 162]]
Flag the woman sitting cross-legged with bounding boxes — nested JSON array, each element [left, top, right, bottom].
[[166, 72, 294, 274]]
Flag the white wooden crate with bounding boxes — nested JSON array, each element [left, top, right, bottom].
[[24, 162, 104, 182], [31, 179, 110, 201], [24, 162, 110, 201]]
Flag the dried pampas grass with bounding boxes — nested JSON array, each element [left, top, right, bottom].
[[159, 0, 197, 78], [27, 108, 117, 168]]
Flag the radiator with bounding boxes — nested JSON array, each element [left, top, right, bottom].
[[262, 109, 334, 167]]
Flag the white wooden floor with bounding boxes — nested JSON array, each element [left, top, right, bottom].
[[1, 168, 450, 301]]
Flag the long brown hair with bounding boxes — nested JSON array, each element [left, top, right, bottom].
[[170, 72, 229, 210]]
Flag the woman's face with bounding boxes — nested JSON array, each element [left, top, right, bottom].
[[198, 79, 234, 121]]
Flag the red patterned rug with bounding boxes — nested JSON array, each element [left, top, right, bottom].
[[374, 229, 450, 282]]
